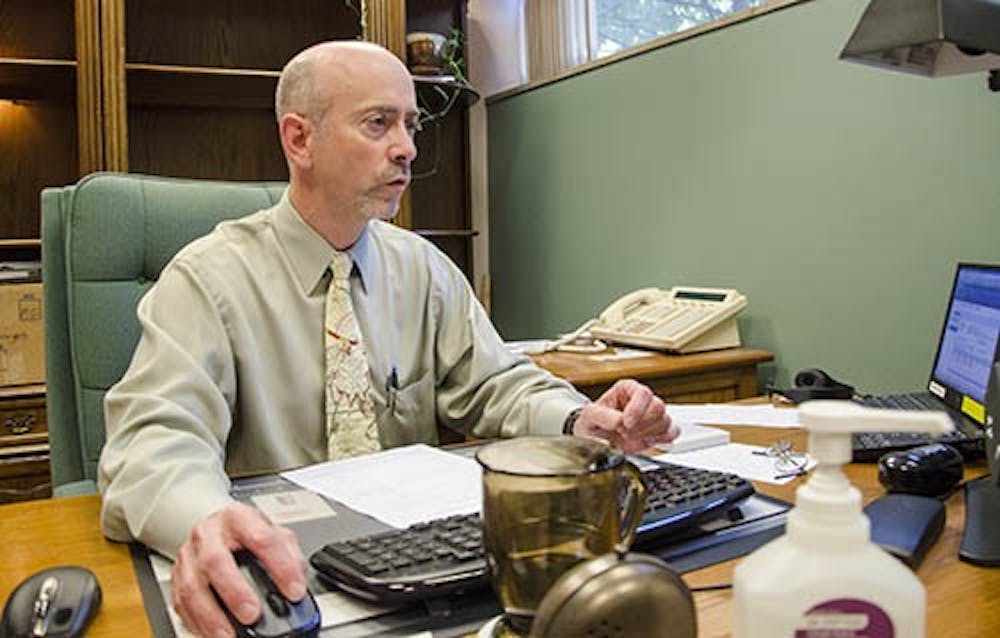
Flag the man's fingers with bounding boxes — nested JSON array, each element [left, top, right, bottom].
[[221, 504, 307, 605], [243, 524, 308, 602], [620, 384, 653, 431], [173, 543, 239, 638], [171, 502, 310, 636], [189, 506, 264, 625]]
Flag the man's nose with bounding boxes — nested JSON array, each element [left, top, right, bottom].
[[391, 126, 418, 164]]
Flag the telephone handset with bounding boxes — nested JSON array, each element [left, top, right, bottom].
[[589, 286, 747, 353]]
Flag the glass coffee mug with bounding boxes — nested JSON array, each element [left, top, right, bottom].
[[475, 436, 647, 636]]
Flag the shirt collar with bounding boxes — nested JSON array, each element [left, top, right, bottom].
[[273, 191, 376, 296]]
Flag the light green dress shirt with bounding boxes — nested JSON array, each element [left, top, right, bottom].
[[98, 194, 586, 557]]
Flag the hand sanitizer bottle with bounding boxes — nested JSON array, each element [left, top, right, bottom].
[[732, 400, 951, 638]]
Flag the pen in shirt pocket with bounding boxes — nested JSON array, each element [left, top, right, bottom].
[[386, 365, 399, 411]]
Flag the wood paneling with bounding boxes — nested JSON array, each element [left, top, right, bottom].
[[0, 101, 78, 239], [0, 1, 76, 59], [124, 0, 359, 69], [128, 107, 286, 181]]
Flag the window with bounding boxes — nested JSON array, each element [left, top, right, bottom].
[[517, 0, 782, 85], [592, 0, 768, 58]]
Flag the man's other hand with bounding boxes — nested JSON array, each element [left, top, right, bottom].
[[171, 502, 307, 638], [574, 379, 678, 453]]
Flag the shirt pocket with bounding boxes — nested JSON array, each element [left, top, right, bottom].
[[375, 369, 436, 448]]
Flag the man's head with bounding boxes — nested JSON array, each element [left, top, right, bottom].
[[276, 41, 419, 245]]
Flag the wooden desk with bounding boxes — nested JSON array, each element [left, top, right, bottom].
[[2, 427, 997, 637], [0, 495, 150, 637], [531, 347, 773, 403]]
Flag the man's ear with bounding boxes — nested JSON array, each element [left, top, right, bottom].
[[279, 113, 313, 170]]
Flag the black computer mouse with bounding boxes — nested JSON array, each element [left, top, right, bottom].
[[216, 551, 321, 638], [878, 443, 964, 498], [2, 565, 101, 637]]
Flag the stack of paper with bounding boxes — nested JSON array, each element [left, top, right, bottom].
[[656, 422, 730, 453]]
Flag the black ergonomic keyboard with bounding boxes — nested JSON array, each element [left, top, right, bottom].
[[310, 463, 754, 602], [851, 393, 984, 462]]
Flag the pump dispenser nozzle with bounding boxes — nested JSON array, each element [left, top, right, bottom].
[[799, 400, 953, 466], [789, 400, 953, 544]]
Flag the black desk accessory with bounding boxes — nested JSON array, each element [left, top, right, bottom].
[[216, 551, 320, 638], [959, 360, 1000, 566], [772, 368, 855, 403], [864, 493, 945, 569], [877, 443, 964, 497], [1, 566, 101, 638]]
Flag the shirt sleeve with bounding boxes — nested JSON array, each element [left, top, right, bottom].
[[429, 254, 588, 439], [98, 259, 237, 559]]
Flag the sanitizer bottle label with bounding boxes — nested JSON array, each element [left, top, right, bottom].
[[794, 599, 894, 637]]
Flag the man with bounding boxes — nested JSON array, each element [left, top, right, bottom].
[[98, 41, 676, 637]]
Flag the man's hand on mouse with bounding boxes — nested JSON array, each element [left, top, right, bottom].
[[171, 502, 307, 638], [574, 379, 678, 452]]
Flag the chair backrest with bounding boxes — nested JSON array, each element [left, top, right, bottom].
[[41, 173, 286, 494]]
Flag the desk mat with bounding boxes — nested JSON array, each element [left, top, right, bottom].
[[130, 475, 790, 636]]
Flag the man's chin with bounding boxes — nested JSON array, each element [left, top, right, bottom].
[[374, 199, 402, 222]]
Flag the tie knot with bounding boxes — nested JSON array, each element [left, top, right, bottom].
[[331, 251, 352, 282]]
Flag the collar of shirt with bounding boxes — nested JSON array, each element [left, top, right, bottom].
[[273, 191, 377, 296]]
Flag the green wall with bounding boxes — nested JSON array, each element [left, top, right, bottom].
[[487, 0, 1000, 393]]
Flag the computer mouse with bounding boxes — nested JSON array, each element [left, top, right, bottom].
[[216, 551, 321, 638], [1, 565, 101, 637], [878, 443, 964, 498]]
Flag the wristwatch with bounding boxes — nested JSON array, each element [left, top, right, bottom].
[[562, 406, 584, 435]]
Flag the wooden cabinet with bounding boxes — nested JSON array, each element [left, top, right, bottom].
[[99, 0, 361, 182], [531, 348, 775, 404], [0, 0, 102, 243], [0, 384, 50, 503], [404, 1, 476, 277]]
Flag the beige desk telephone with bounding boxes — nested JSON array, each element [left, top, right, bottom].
[[589, 286, 747, 353]]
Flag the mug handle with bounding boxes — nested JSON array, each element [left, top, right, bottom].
[[615, 461, 648, 552]]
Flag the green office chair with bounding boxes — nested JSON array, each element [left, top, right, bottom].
[[41, 173, 286, 496]]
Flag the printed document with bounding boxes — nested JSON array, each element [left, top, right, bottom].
[[666, 404, 800, 428], [281, 444, 483, 529]]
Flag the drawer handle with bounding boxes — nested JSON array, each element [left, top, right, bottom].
[[4, 413, 36, 435]]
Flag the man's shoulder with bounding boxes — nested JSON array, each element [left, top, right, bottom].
[[367, 220, 470, 290], [170, 207, 277, 269], [368, 220, 442, 260]]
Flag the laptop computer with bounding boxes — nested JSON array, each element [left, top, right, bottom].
[[853, 262, 1000, 461]]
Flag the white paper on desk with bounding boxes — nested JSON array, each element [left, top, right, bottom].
[[654, 442, 815, 485], [655, 422, 730, 453], [589, 347, 655, 362], [666, 404, 800, 428], [281, 444, 482, 529]]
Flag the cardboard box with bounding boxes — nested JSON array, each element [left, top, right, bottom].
[[0, 282, 44, 387]]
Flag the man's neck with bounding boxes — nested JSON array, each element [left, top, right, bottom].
[[287, 183, 366, 250]]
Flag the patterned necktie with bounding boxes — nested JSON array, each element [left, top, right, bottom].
[[325, 251, 381, 459]]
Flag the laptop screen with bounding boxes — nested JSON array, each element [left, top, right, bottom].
[[929, 263, 1000, 425]]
